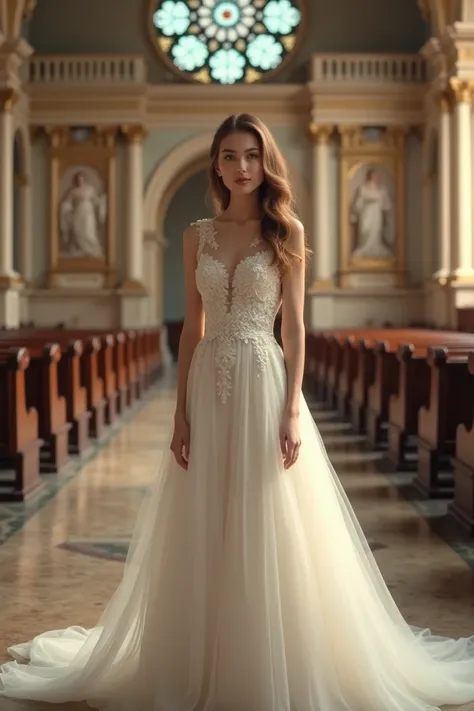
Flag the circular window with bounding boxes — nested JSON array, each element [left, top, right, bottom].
[[149, 0, 305, 85]]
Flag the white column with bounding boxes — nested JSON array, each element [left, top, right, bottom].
[[310, 124, 333, 287], [122, 125, 146, 290], [434, 92, 451, 280], [0, 89, 17, 283], [18, 174, 33, 283], [450, 79, 474, 279]]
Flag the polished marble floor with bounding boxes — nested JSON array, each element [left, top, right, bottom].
[[2, 378, 474, 710]]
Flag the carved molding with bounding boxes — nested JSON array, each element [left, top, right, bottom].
[[41, 125, 120, 149], [337, 125, 410, 152]]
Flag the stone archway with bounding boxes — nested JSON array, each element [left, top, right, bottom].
[[144, 132, 310, 325]]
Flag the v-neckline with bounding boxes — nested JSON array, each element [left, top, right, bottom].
[[210, 219, 262, 284]]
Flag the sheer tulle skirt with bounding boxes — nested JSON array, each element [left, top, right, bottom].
[[2, 338, 474, 710]]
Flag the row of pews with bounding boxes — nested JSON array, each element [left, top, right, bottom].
[[306, 327, 474, 534], [0, 327, 162, 503]]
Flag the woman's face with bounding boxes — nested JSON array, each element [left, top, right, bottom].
[[74, 173, 85, 187], [216, 130, 265, 195]]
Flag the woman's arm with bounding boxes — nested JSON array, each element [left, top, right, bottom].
[[280, 218, 306, 417], [279, 218, 306, 469], [174, 225, 205, 419]]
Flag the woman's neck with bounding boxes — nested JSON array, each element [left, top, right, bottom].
[[222, 194, 261, 222]]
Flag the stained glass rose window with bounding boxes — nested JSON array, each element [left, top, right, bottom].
[[150, 0, 304, 84]]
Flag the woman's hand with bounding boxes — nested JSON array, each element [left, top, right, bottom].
[[279, 412, 301, 470], [170, 412, 190, 470]]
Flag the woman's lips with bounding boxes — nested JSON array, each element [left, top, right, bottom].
[[235, 178, 250, 184]]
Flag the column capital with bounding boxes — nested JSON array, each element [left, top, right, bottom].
[[449, 78, 474, 104], [121, 125, 148, 145], [0, 88, 18, 113], [436, 89, 453, 114], [308, 124, 334, 145]]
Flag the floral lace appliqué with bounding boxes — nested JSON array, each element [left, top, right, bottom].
[[193, 219, 281, 404]]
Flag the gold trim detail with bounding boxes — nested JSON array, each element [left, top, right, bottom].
[[121, 125, 148, 145], [338, 126, 407, 286], [45, 125, 118, 289], [309, 124, 334, 145], [449, 78, 474, 104]]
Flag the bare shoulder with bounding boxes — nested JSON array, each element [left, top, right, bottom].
[[287, 217, 305, 256], [184, 222, 199, 239], [183, 222, 200, 248]]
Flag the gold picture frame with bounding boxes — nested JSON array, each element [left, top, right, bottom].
[[46, 126, 118, 288], [339, 126, 406, 287]]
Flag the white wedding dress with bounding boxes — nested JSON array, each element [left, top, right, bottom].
[[2, 217, 474, 711]]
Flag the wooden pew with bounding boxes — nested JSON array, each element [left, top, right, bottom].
[[450, 350, 474, 532], [0, 347, 43, 501], [386, 334, 474, 473], [416, 346, 474, 498], [367, 339, 401, 449], [0, 332, 96, 452], [351, 339, 377, 434], [0, 338, 71, 473], [336, 336, 359, 418], [387, 344, 432, 470], [363, 330, 471, 451]]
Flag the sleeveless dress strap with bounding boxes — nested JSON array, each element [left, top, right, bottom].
[[192, 219, 218, 257]]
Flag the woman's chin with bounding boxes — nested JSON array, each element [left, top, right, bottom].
[[230, 182, 257, 194]]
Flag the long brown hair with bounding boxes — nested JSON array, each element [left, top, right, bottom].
[[209, 113, 309, 273]]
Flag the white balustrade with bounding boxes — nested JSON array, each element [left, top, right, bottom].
[[28, 55, 146, 84], [311, 53, 426, 84]]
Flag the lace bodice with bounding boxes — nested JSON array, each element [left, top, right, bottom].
[[193, 218, 282, 403]]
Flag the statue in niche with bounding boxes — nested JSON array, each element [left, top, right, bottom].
[[59, 168, 107, 259], [349, 166, 394, 260]]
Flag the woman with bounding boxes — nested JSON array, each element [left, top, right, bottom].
[[2, 113, 474, 711]]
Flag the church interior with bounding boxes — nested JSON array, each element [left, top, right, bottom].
[[4, 0, 474, 708]]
